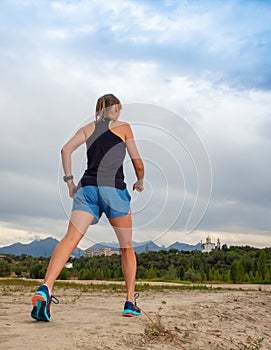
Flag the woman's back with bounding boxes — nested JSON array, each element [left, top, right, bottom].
[[80, 118, 127, 189]]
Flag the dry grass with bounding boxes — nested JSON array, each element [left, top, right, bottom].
[[142, 301, 265, 350]]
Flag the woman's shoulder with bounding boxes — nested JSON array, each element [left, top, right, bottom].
[[114, 120, 131, 129], [82, 121, 95, 131], [81, 121, 95, 140], [112, 120, 132, 132], [110, 120, 133, 141]]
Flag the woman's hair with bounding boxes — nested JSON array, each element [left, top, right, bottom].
[[95, 94, 122, 121]]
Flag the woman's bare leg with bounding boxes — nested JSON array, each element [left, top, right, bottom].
[[109, 212, 136, 302], [44, 210, 94, 292]]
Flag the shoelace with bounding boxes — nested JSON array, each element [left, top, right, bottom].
[[50, 295, 59, 304], [134, 292, 140, 306]]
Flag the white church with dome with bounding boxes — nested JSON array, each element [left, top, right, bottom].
[[201, 235, 221, 253]]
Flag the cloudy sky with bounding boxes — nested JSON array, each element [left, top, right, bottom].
[[1, 0, 271, 249]]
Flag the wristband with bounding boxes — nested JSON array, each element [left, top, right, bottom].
[[63, 175, 73, 182]]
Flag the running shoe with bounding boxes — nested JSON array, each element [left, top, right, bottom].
[[122, 292, 142, 317], [31, 285, 59, 322]]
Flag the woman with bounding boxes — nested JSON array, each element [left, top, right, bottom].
[[31, 94, 144, 321]]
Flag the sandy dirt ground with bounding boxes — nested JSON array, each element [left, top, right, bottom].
[[0, 283, 271, 350]]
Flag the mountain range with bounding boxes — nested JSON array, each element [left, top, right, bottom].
[[0, 237, 201, 257], [87, 240, 201, 254], [0, 237, 84, 258]]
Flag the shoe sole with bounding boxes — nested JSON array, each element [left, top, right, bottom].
[[123, 313, 136, 317], [31, 293, 50, 322], [122, 311, 142, 317]]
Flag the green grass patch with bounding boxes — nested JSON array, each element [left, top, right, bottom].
[[136, 278, 192, 284], [0, 278, 40, 287], [0, 278, 227, 292]]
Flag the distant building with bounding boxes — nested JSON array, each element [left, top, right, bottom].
[[65, 262, 73, 269], [85, 247, 120, 257], [201, 235, 221, 253]]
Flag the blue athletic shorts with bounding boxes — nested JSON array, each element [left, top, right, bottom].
[[72, 185, 131, 225]]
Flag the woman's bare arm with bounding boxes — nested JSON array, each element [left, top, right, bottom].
[[125, 124, 144, 192], [61, 127, 87, 198]]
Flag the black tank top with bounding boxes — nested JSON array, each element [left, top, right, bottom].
[[79, 118, 127, 190]]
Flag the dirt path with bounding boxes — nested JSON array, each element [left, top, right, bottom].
[[0, 284, 270, 349]]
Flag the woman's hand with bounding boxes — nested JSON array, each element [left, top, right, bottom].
[[133, 179, 144, 192], [67, 181, 78, 198]]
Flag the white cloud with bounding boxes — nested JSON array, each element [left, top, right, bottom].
[[0, 0, 271, 248], [45, 29, 70, 40]]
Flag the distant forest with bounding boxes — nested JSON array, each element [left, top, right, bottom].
[[1, 245, 271, 283]]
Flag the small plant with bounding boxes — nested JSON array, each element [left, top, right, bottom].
[[144, 301, 167, 337], [71, 293, 82, 303], [244, 336, 264, 350], [143, 302, 265, 350], [143, 301, 187, 348]]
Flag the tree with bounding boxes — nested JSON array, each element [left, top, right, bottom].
[[165, 264, 177, 280], [57, 267, 71, 280], [30, 263, 46, 279], [136, 265, 146, 279], [145, 268, 156, 280], [0, 259, 11, 277], [257, 251, 267, 280], [177, 266, 185, 280], [230, 260, 244, 283], [213, 269, 222, 281], [222, 244, 228, 252], [184, 268, 201, 282], [15, 268, 22, 278]]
